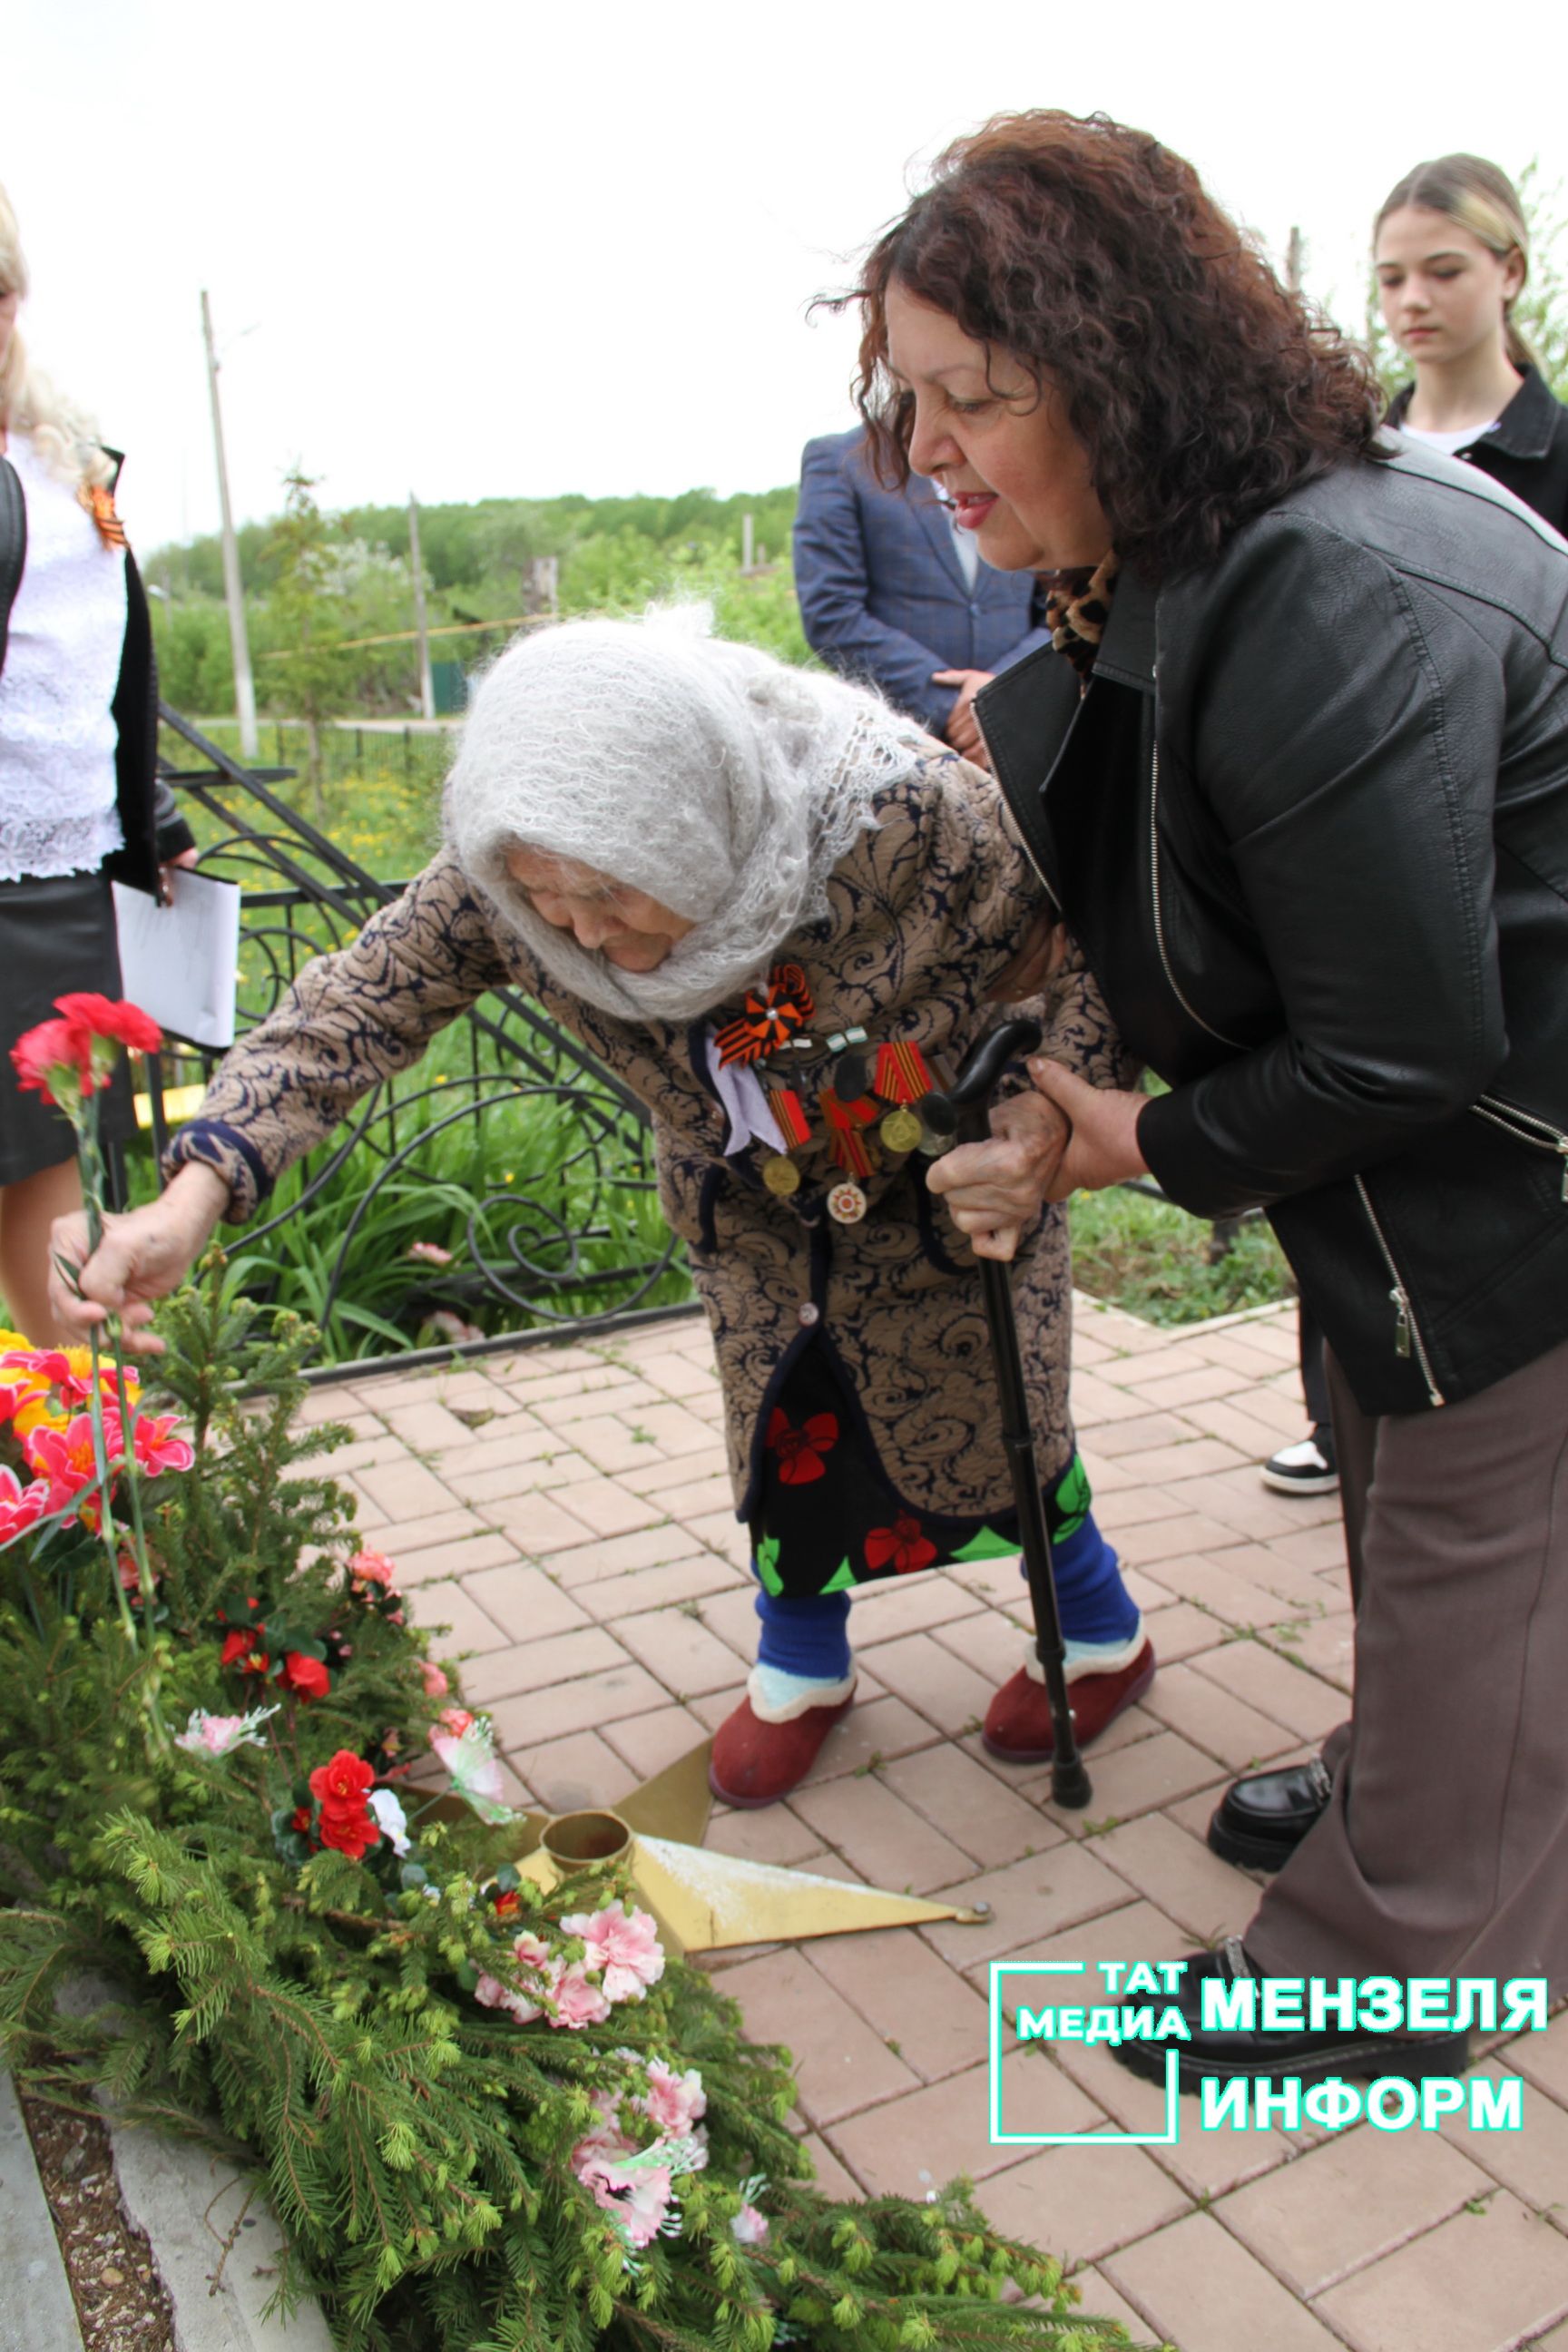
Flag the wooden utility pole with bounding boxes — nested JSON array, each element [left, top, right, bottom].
[[200, 290, 259, 760], [407, 493, 436, 720]]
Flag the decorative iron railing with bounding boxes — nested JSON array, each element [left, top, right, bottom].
[[126, 709, 694, 1381]]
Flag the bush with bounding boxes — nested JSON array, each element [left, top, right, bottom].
[[0, 1276, 1132, 2352]]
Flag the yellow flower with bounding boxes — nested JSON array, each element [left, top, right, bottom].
[[0, 1327, 33, 1353]]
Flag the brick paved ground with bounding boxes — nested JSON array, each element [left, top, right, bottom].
[[309, 1295, 1568, 2352]]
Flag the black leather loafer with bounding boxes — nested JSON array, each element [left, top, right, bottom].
[[1208, 1756, 1332, 1871], [1112, 1939, 1471, 2092]]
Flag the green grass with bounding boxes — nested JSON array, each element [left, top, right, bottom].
[[1068, 1182, 1293, 1326]]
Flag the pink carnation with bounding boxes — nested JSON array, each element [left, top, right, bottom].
[[348, 1547, 398, 1589], [573, 2150, 674, 2249], [561, 1900, 665, 2004], [473, 1970, 544, 2025], [436, 1706, 474, 1736], [407, 1240, 454, 1265], [641, 2060, 706, 2137], [418, 1659, 451, 1699], [550, 1961, 613, 2030], [730, 2204, 769, 2246]]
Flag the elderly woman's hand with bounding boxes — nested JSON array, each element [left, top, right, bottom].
[[1027, 1058, 1151, 1198], [926, 1091, 1070, 1261], [48, 1163, 230, 1355]]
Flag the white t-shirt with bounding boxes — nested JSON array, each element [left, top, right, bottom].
[[0, 431, 128, 884], [1401, 420, 1498, 457]]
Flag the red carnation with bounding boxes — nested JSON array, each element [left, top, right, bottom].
[[281, 1651, 330, 1700], [220, 1626, 270, 1675], [11, 1019, 95, 1105], [53, 994, 163, 1054], [308, 1749, 381, 1860]]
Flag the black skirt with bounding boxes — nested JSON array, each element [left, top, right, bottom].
[[750, 1338, 1093, 1599], [0, 870, 136, 1186]]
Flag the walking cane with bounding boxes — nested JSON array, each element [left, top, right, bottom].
[[924, 1018, 1093, 1809]]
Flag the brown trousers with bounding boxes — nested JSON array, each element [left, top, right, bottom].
[[1244, 1334, 1568, 1993]]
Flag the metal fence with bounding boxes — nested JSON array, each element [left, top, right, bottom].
[[130, 708, 692, 1383]]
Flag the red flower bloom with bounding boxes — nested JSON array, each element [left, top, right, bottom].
[[766, 1408, 839, 1485], [0, 1466, 49, 1544], [864, 1514, 938, 1576], [281, 1651, 330, 1700], [53, 994, 162, 1054], [308, 1749, 381, 1860], [492, 1887, 521, 1919], [220, 1626, 270, 1675], [289, 1805, 314, 1837], [129, 1412, 195, 1478], [23, 1414, 116, 1514], [10, 1019, 96, 1105]]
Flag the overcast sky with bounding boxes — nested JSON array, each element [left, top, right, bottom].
[[7, 0, 1561, 554]]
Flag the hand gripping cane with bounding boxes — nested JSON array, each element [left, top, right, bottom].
[[925, 1019, 1093, 1809]]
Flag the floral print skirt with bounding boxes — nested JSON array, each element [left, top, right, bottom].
[[750, 1337, 1091, 1599]]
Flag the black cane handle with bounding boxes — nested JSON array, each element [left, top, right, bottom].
[[923, 1018, 1044, 1140]]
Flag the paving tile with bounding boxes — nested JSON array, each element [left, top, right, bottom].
[[714, 1947, 920, 2126], [440, 1448, 599, 1503], [800, 1693, 943, 1779], [562, 1413, 668, 1473], [1436, 2058, 1568, 2212], [1513, 2008, 1568, 2107], [1315, 2189, 1568, 2352], [919, 1843, 1134, 1970], [1088, 1815, 1256, 1945], [1080, 1411, 1197, 1458], [975, 2132, 1191, 2269], [704, 1805, 828, 1867], [1142, 1600, 1231, 1663], [1049, 2035, 1298, 2201], [456, 1560, 593, 1643], [828, 2052, 1102, 2194], [681, 1582, 763, 1659], [790, 1772, 976, 1894], [879, 1744, 1058, 1871], [627, 1348, 726, 1402], [458, 1624, 631, 1707], [369, 1506, 492, 1558], [1186, 1639, 1347, 1744], [1034, 1730, 1224, 1829], [859, 1631, 999, 1738], [1220, 2122, 1493, 2296], [552, 1524, 713, 1585], [1150, 1552, 1319, 1632], [1262, 1611, 1355, 1691], [1140, 1659, 1300, 1775], [620, 1445, 731, 1495], [1116, 1512, 1269, 1571], [804, 1925, 995, 2083], [1105, 2210, 1349, 2352], [585, 1704, 706, 1788], [353, 1456, 459, 1518], [848, 1574, 985, 1645], [484, 1489, 601, 1556], [614, 1607, 749, 1699], [487, 1659, 668, 1749], [390, 1529, 524, 1586], [575, 1554, 742, 1622], [680, 1509, 752, 1567], [799, 2131, 867, 2200], [503, 1728, 635, 1814], [552, 1480, 670, 1538], [402, 1579, 511, 1655], [1067, 2264, 1162, 2345]]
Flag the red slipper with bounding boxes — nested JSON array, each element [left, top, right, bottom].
[[710, 1680, 857, 1808], [982, 1638, 1156, 1765]]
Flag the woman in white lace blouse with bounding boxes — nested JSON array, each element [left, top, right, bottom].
[[0, 181, 196, 1341]]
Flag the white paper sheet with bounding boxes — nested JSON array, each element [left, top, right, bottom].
[[111, 867, 242, 1049]]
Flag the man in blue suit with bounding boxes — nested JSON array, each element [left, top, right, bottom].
[[793, 425, 1049, 762]]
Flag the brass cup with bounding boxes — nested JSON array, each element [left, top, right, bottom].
[[539, 1808, 633, 1870]]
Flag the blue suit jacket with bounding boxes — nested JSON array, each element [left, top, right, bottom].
[[792, 426, 1049, 734]]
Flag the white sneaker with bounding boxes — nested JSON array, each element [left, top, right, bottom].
[[1260, 1432, 1339, 1495]]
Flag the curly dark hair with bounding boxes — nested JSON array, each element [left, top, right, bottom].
[[845, 111, 1383, 580]]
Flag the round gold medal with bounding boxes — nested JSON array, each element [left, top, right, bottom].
[[827, 1180, 868, 1224], [762, 1154, 801, 1196], [879, 1106, 923, 1153]]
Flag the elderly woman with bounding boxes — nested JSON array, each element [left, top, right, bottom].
[[870, 111, 1568, 2082], [49, 617, 1152, 1806], [0, 181, 196, 1342]]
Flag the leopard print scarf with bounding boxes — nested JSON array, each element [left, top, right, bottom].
[[1041, 553, 1120, 683]]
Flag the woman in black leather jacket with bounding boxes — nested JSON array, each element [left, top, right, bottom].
[[0, 184, 193, 1342], [849, 110, 1568, 2085]]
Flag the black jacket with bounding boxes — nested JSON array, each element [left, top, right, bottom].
[[977, 441, 1568, 1417], [0, 446, 194, 897], [1387, 364, 1568, 538]]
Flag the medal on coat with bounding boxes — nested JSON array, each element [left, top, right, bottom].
[[819, 1084, 878, 1180], [715, 963, 816, 1067], [827, 1181, 867, 1224], [761, 1154, 801, 1196], [873, 1040, 936, 1152]]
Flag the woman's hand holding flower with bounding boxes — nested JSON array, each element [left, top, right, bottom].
[[48, 1162, 231, 1355]]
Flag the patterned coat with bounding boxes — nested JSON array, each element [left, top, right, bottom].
[[168, 750, 1126, 1521]]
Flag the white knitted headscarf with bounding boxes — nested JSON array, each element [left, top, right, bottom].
[[443, 612, 926, 1024]]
